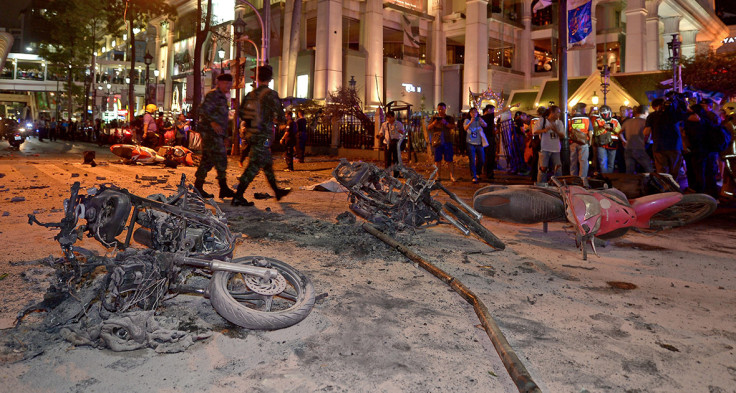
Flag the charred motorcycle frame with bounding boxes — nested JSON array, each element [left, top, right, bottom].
[[27, 175, 314, 330]]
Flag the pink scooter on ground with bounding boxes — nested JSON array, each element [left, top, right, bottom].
[[551, 176, 717, 260]]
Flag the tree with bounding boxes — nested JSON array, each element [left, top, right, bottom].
[[105, 0, 174, 123], [34, 0, 105, 120], [323, 86, 374, 131], [191, 0, 215, 126], [681, 51, 736, 98]]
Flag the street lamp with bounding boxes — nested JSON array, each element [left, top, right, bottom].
[[153, 69, 160, 106], [234, 0, 266, 65], [667, 34, 682, 93], [591, 92, 599, 106], [218, 49, 226, 73], [599, 65, 610, 106], [84, 68, 91, 124], [106, 83, 112, 112], [349, 75, 357, 90], [143, 50, 153, 104]]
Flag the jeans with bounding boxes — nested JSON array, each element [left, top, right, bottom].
[[467, 143, 485, 180], [537, 150, 561, 184], [624, 148, 653, 174], [596, 147, 617, 173], [569, 143, 589, 177]]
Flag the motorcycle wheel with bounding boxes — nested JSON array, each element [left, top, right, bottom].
[[473, 184, 510, 200], [648, 194, 717, 230], [473, 188, 565, 224], [209, 256, 315, 330], [444, 202, 505, 250]]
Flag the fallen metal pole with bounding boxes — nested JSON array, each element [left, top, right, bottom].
[[362, 222, 541, 393]]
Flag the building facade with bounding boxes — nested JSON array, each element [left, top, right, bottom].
[[1, 0, 729, 122]]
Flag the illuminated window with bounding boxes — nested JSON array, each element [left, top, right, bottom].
[[296, 74, 309, 98]]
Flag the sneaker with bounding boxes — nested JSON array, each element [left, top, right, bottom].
[[283, 168, 292, 172], [472, 178, 478, 184]]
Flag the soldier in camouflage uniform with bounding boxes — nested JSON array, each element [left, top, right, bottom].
[[232, 65, 290, 206], [194, 73, 235, 199]]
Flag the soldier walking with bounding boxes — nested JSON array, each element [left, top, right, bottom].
[[193, 73, 236, 199], [232, 65, 291, 206]]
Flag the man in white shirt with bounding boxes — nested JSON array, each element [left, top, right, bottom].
[[377, 110, 406, 175], [533, 105, 565, 184]]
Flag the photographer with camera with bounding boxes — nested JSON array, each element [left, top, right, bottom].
[[643, 94, 689, 178]]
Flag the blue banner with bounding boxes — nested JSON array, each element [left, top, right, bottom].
[[568, 1, 592, 47]]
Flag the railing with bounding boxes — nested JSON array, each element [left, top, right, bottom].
[[308, 118, 331, 147], [339, 114, 374, 149], [406, 115, 426, 153]]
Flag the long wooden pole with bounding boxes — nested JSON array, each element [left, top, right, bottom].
[[363, 223, 542, 393]]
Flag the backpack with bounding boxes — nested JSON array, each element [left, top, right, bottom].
[[707, 123, 732, 153], [241, 88, 271, 142]]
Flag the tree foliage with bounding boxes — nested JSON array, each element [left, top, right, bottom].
[[681, 51, 736, 98], [190, 0, 215, 125], [34, 0, 106, 118], [104, 0, 174, 121], [323, 86, 374, 130]]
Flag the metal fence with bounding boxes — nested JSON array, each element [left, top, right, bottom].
[[339, 114, 375, 149], [308, 118, 331, 147], [406, 115, 426, 153]]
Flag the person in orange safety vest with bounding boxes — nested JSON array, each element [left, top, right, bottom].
[[568, 103, 592, 177], [592, 105, 622, 173]]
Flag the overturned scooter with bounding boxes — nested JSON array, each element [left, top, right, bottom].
[[552, 176, 717, 260]]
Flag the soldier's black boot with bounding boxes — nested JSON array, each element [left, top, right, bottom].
[[218, 178, 236, 199], [194, 179, 214, 199], [231, 183, 254, 207], [268, 178, 291, 201]]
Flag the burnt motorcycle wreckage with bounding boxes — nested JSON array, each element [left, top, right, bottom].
[[25, 175, 315, 333], [333, 159, 505, 250]]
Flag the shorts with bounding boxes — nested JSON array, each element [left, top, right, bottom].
[[434, 142, 454, 163]]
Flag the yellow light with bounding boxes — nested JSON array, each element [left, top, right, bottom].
[[624, 99, 630, 106], [591, 93, 599, 106]]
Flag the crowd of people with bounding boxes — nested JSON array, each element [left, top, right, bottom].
[[379, 95, 734, 201], [15, 79, 735, 204]]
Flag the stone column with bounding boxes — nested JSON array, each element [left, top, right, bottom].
[[363, 0, 383, 108], [680, 30, 697, 59], [279, 0, 295, 94], [519, 0, 532, 87], [624, 0, 646, 72], [165, 22, 175, 112], [431, 0, 447, 107], [463, 0, 489, 110], [661, 16, 681, 69], [581, 14, 597, 75], [314, 0, 342, 100], [568, 14, 596, 77], [644, 22, 660, 70]]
